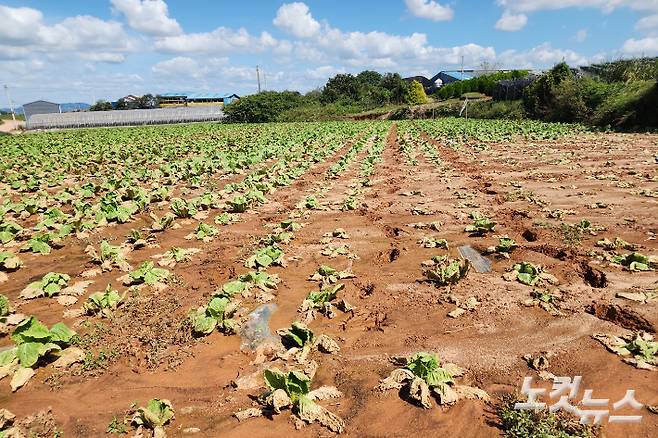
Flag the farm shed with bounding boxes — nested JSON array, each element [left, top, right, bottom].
[[158, 92, 239, 107], [158, 92, 190, 107], [23, 100, 60, 128]]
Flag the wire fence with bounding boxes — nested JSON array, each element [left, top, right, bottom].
[[27, 106, 225, 130]]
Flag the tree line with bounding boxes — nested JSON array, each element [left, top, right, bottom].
[[522, 60, 658, 128], [90, 94, 159, 111], [224, 71, 429, 123], [437, 70, 529, 100]]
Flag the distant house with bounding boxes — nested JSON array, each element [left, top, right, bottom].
[[404, 71, 475, 94], [403, 76, 438, 93], [434, 71, 474, 85], [23, 100, 60, 128], [111, 95, 142, 109], [122, 95, 139, 102], [158, 92, 240, 107]]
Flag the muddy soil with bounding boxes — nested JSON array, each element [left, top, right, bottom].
[[1, 123, 657, 437]]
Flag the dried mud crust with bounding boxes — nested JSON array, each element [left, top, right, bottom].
[[75, 288, 195, 373], [2, 125, 658, 437]]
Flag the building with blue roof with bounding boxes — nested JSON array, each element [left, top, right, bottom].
[[404, 70, 476, 94], [158, 92, 239, 107], [433, 71, 473, 85]]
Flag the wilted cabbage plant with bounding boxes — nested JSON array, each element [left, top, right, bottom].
[[234, 369, 345, 433], [378, 352, 489, 409]]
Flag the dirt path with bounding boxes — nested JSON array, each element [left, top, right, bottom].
[[0, 119, 25, 133]]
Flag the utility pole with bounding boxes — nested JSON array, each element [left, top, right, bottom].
[[256, 65, 261, 93], [3, 84, 17, 124], [460, 55, 464, 79]]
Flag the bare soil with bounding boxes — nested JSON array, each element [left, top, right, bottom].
[[1, 124, 658, 437]]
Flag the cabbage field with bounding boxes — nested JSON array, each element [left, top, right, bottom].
[[0, 119, 657, 437]]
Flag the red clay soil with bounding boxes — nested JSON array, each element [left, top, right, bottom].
[[1, 123, 658, 437]]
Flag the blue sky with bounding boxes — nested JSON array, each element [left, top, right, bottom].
[[0, 0, 656, 104]]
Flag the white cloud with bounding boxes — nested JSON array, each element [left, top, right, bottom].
[[151, 56, 287, 93], [496, 0, 658, 35], [154, 27, 279, 54], [111, 0, 181, 36], [273, 2, 321, 38], [0, 6, 44, 45], [496, 0, 658, 14], [499, 43, 590, 68], [0, 59, 45, 76], [79, 52, 126, 63], [636, 14, 658, 35], [273, 40, 294, 55], [306, 65, 346, 80], [622, 36, 658, 54], [152, 57, 253, 82], [573, 29, 588, 42], [1, 60, 146, 104], [41, 16, 132, 53], [495, 11, 528, 31], [152, 56, 201, 77], [271, 3, 495, 72], [405, 0, 454, 21], [0, 5, 133, 63], [0, 45, 30, 61], [221, 65, 257, 80]]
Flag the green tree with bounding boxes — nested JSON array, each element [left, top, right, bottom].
[[321, 74, 360, 103], [406, 80, 428, 105], [302, 89, 322, 103], [89, 100, 112, 111], [547, 78, 587, 122], [356, 70, 383, 87], [380, 73, 410, 104], [224, 91, 302, 123], [135, 94, 158, 109], [115, 98, 128, 110], [524, 62, 575, 119]]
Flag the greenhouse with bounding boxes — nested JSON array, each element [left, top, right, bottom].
[[27, 106, 225, 130]]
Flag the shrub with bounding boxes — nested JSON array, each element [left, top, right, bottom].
[[521, 60, 658, 129], [389, 106, 412, 120], [545, 79, 588, 123], [224, 91, 303, 123], [580, 78, 615, 110], [406, 80, 428, 105], [523, 62, 576, 120], [467, 100, 525, 120], [592, 80, 658, 128], [582, 57, 658, 83], [277, 102, 365, 122]]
